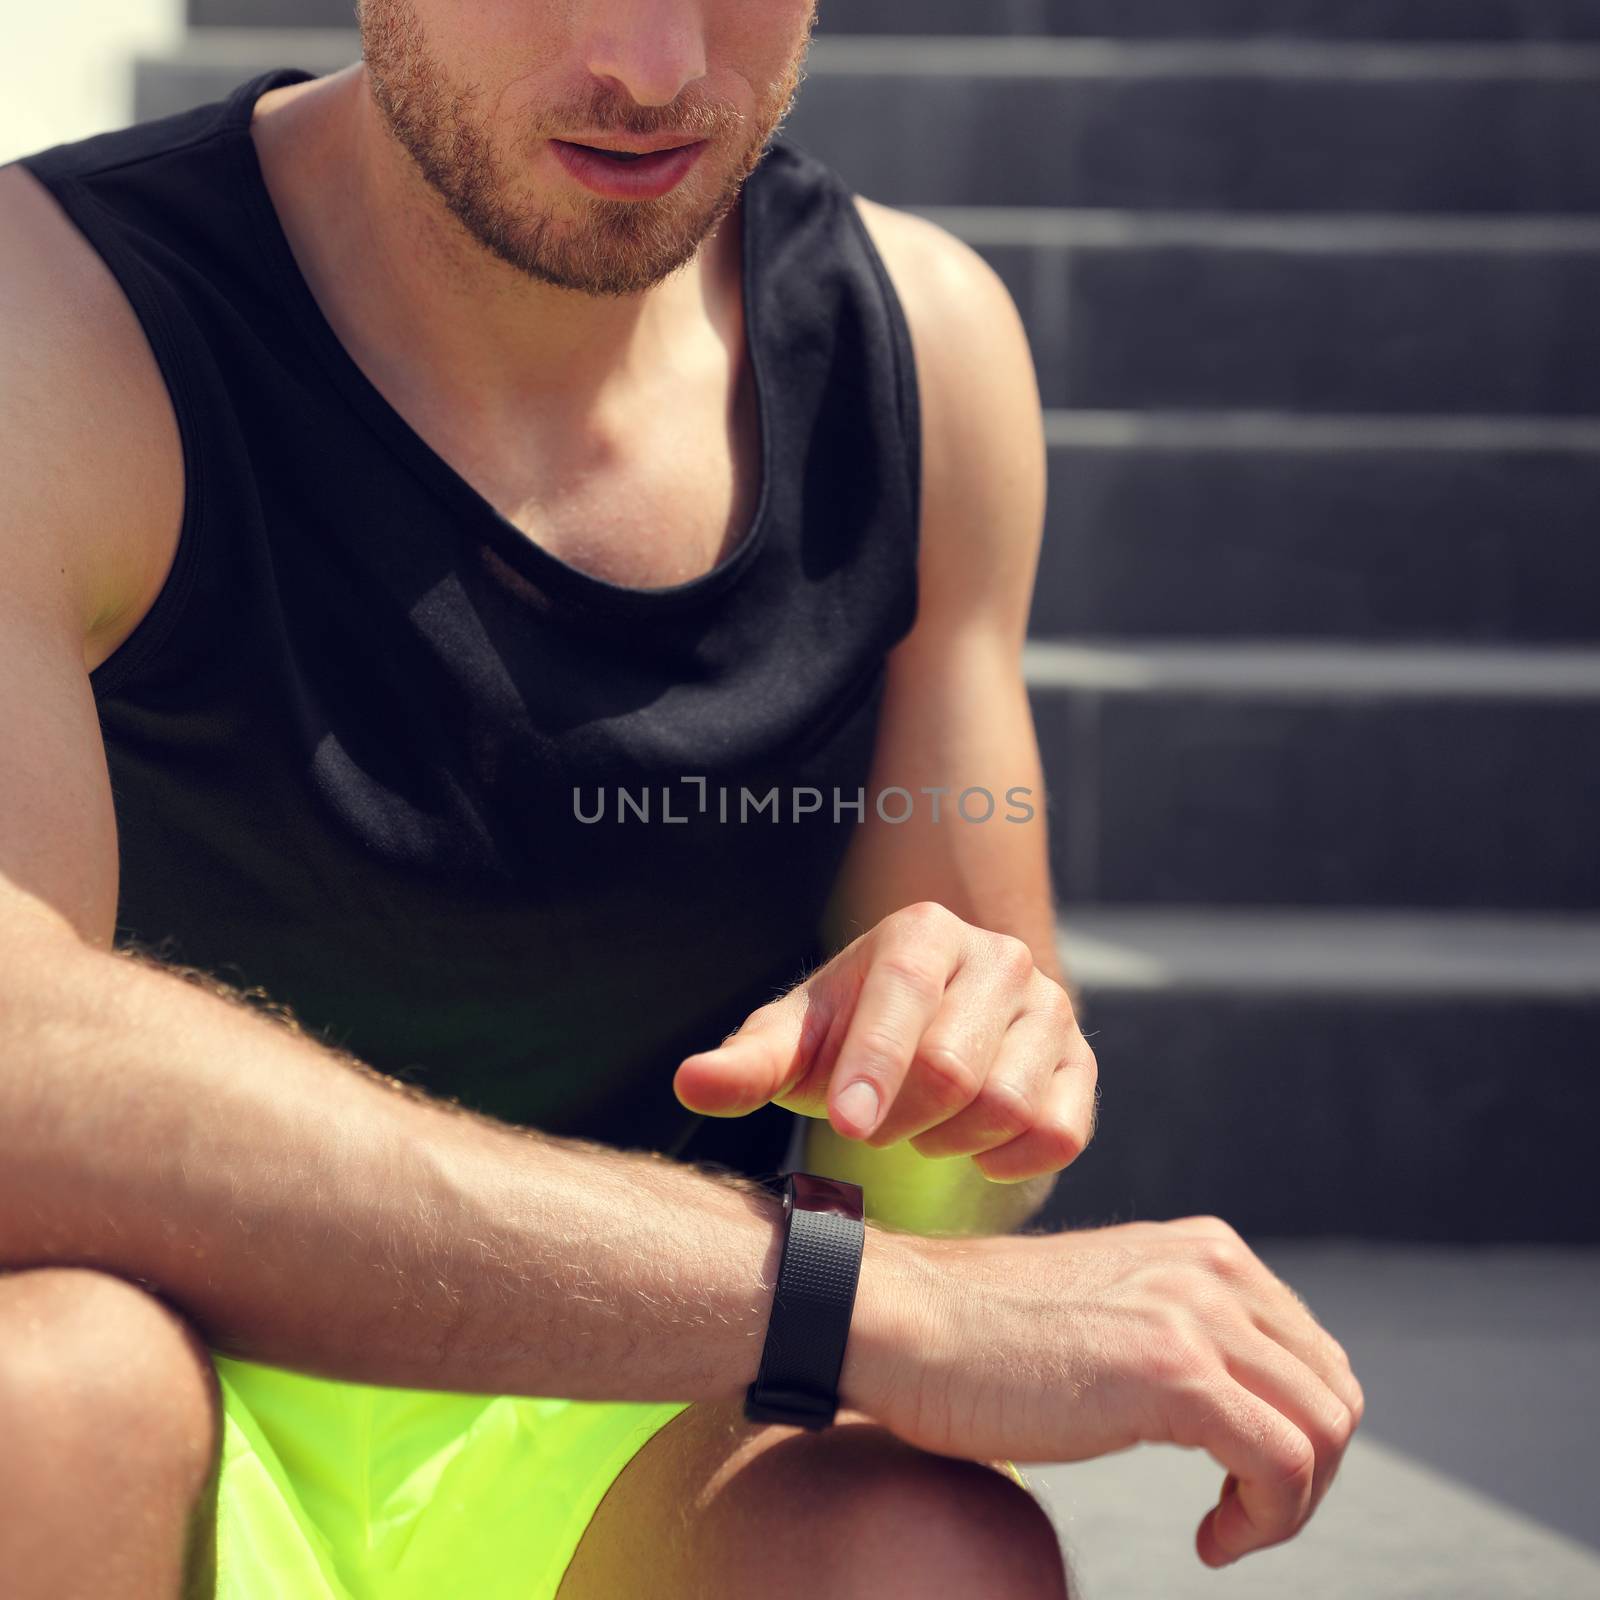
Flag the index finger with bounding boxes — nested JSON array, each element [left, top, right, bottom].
[[1181, 1379, 1317, 1566], [829, 928, 963, 1140]]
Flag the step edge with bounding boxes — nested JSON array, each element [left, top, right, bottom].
[[150, 31, 1600, 82], [1042, 409, 1600, 452], [913, 206, 1600, 253], [1023, 640, 1600, 698], [1055, 909, 1600, 997]]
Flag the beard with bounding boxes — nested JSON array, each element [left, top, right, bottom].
[[358, 0, 814, 297]]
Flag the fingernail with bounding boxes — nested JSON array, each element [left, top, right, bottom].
[[835, 1081, 881, 1136]]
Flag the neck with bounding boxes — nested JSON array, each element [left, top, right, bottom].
[[248, 64, 746, 435]]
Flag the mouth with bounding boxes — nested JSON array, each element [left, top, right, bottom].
[[568, 144, 653, 163], [557, 133, 703, 157], [548, 137, 709, 199]]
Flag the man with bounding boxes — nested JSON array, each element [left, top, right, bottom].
[[0, 2, 1363, 1596]]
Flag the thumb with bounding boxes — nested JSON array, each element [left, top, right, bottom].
[[673, 990, 815, 1117]]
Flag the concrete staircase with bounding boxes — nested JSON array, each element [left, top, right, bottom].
[[133, 6, 1600, 1244]]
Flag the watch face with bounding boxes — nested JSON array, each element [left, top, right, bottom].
[[789, 1172, 864, 1221]]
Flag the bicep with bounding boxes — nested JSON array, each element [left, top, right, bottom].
[[883, 205, 1048, 649], [0, 598, 120, 952], [821, 629, 1056, 964], [0, 164, 175, 954], [823, 204, 1056, 961]]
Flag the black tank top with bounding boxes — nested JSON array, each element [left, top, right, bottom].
[[11, 67, 921, 1179]]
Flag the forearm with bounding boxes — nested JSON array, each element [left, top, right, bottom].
[[0, 933, 918, 1409]]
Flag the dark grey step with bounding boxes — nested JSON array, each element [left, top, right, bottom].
[[136, 36, 1600, 214], [1056, 954, 1600, 1246], [1042, 910, 1600, 1241], [838, 1, 1600, 41], [786, 41, 1600, 213], [1032, 413, 1600, 642], [944, 211, 1600, 413], [186, 0, 1600, 42], [1024, 643, 1600, 909]]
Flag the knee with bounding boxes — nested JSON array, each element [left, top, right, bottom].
[[838, 1449, 1072, 1600], [737, 1418, 1070, 1600], [0, 1267, 221, 1507]]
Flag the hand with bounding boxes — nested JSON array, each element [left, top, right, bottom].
[[672, 900, 1096, 1183], [860, 1216, 1366, 1569]]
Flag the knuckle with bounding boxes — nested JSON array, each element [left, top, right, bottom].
[[1326, 1401, 1356, 1450], [1179, 1214, 1245, 1248], [1198, 1234, 1253, 1280], [1033, 1114, 1085, 1167], [990, 933, 1036, 982], [1269, 1427, 1318, 1491], [895, 900, 953, 936], [1044, 981, 1078, 1023], [973, 1078, 1036, 1140], [853, 1027, 910, 1076], [876, 951, 944, 1003], [914, 1040, 982, 1107]]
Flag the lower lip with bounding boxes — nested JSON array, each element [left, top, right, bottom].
[[549, 138, 707, 200]]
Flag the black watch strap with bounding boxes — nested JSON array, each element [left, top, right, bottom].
[[743, 1170, 866, 1430]]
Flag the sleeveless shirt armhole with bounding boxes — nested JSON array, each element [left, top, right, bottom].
[[840, 187, 924, 639], [43, 172, 210, 705], [840, 190, 923, 544]]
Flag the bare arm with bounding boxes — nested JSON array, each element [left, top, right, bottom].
[[799, 201, 1090, 1238], [1, 924, 919, 1407], [671, 210, 1092, 1243], [0, 162, 915, 1410]]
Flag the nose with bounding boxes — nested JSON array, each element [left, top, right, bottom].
[[581, 0, 709, 109]]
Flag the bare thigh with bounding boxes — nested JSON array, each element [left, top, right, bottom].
[[557, 1396, 1074, 1600]]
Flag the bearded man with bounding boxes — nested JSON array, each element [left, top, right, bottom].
[[0, 4, 1361, 1596]]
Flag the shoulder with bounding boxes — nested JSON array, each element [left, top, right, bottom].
[[849, 196, 1020, 344], [0, 162, 183, 672], [849, 194, 1047, 642], [848, 194, 1038, 411]]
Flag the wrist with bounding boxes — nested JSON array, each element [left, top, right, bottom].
[[836, 1224, 945, 1420]]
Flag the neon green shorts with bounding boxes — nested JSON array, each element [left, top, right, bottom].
[[212, 1356, 693, 1599], [213, 1356, 1029, 1598]]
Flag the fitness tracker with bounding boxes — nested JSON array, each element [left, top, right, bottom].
[[743, 1170, 866, 1430]]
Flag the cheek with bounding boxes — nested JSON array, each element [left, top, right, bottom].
[[419, 1, 572, 109], [718, 0, 816, 89]]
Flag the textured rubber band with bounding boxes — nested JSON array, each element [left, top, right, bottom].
[[744, 1172, 865, 1429]]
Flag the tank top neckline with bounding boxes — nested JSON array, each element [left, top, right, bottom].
[[224, 66, 777, 617]]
